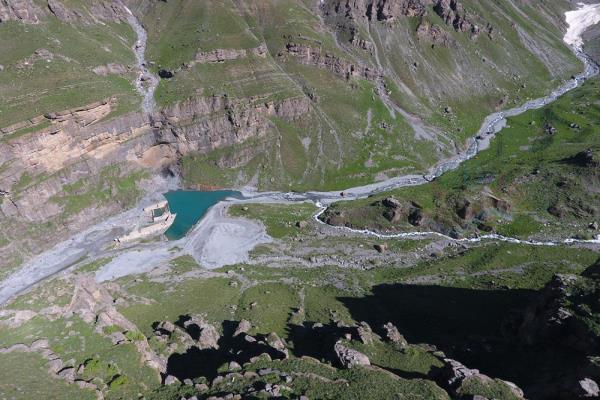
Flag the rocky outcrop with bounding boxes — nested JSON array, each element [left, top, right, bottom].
[[515, 273, 599, 353], [382, 322, 408, 347], [1, 0, 126, 24], [380, 197, 424, 226], [416, 20, 455, 47], [320, 0, 428, 23], [15, 48, 53, 69], [47, 0, 75, 22], [92, 63, 128, 76], [182, 315, 220, 350], [152, 94, 310, 160], [333, 341, 371, 368], [0, 0, 41, 23], [67, 276, 166, 374], [439, 358, 525, 399], [47, 0, 126, 24], [433, 0, 492, 40], [234, 319, 252, 336], [193, 44, 267, 64], [565, 149, 600, 168], [281, 42, 382, 81], [503, 265, 600, 399], [356, 321, 375, 344], [0, 339, 102, 397]]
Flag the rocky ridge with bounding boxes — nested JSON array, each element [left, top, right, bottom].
[[0, 0, 40, 23], [281, 42, 382, 81], [0, 0, 127, 24]]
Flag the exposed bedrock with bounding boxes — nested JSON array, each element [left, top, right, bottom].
[[321, 0, 489, 38], [281, 42, 383, 81], [320, 0, 429, 22], [0, 94, 310, 221], [0, 0, 128, 24]]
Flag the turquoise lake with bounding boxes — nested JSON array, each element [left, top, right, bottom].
[[163, 190, 240, 240]]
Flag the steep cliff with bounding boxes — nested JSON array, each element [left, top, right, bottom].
[[0, 92, 311, 270]]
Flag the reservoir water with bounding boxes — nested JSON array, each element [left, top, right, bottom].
[[163, 190, 240, 240]]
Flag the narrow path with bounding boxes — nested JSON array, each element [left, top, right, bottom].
[[122, 3, 159, 114]]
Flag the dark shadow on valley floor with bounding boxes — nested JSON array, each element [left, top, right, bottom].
[[337, 283, 585, 395]]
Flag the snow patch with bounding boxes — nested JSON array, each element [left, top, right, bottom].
[[564, 3, 600, 50]]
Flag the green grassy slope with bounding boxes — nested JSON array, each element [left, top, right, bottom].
[[126, 0, 582, 191], [0, 3, 140, 128], [322, 76, 600, 240]]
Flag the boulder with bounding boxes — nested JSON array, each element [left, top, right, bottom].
[[158, 69, 174, 79], [382, 197, 402, 209], [57, 367, 76, 383], [164, 374, 180, 385], [195, 383, 209, 392], [455, 198, 474, 220], [183, 316, 220, 349], [92, 63, 127, 76], [442, 358, 479, 388], [408, 207, 423, 226], [228, 361, 241, 371], [233, 319, 252, 337], [544, 122, 557, 135], [374, 243, 388, 253], [157, 321, 176, 333], [266, 332, 287, 352], [578, 378, 599, 398], [382, 322, 408, 347], [356, 321, 375, 345], [333, 342, 370, 368]]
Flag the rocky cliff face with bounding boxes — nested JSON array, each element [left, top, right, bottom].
[[321, 0, 489, 39], [433, 0, 492, 39], [0, 0, 126, 24], [0, 0, 40, 23], [281, 42, 382, 81], [321, 0, 429, 23], [1, 93, 310, 218], [0, 92, 310, 269], [504, 264, 600, 399]]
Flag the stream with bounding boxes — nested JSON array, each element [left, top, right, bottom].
[[123, 3, 159, 114]]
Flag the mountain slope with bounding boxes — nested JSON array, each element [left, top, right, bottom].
[[0, 0, 585, 271]]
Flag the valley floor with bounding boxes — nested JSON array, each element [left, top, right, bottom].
[[0, 3, 599, 400]]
